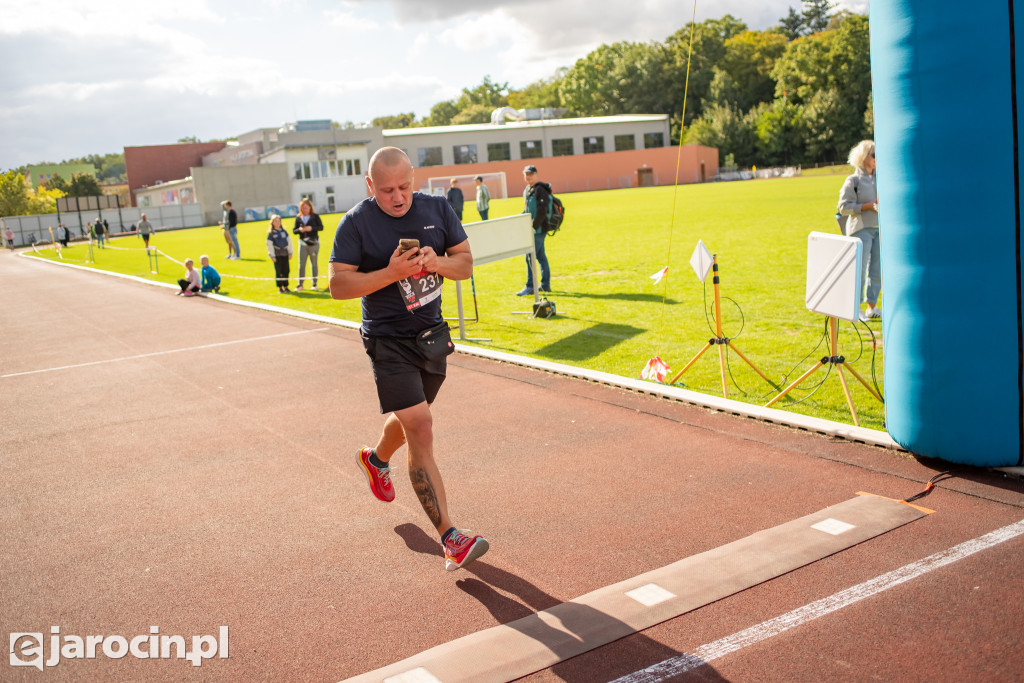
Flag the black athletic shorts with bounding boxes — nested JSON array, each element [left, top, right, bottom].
[[361, 332, 447, 413]]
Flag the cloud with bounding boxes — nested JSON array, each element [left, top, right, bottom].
[[325, 7, 382, 31], [0, 0, 872, 168]]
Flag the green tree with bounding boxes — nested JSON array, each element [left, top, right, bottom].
[[450, 103, 494, 125], [372, 112, 417, 129], [802, 0, 835, 34], [771, 13, 870, 162], [0, 170, 31, 217], [777, 7, 805, 40], [28, 185, 62, 215], [665, 15, 747, 139], [454, 75, 508, 111], [67, 173, 104, 197], [423, 100, 459, 127], [559, 41, 675, 119], [755, 99, 806, 165], [720, 30, 788, 112], [508, 69, 566, 110], [685, 102, 759, 166], [863, 91, 874, 138], [98, 156, 125, 182], [45, 173, 69, 193]]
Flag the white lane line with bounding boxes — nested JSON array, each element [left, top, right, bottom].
[[1, 328, 329, 378], [613, 517, 1024, 683]]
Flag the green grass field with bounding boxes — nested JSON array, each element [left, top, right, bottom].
[[27, 171, 886, 430]]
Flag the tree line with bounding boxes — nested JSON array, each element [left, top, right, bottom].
[[1, 153, 123, 217], [372, 1, 870, 168]]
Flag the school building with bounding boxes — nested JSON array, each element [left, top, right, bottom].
[[126, 113, 718, 225]]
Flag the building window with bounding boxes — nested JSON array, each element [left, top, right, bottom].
[[552, 138, 574, 157], [488, 142, 511, 162], [583, 136, 605, 154], [453, 144, 478, 165], [312, 162, 321, 179], [615, 134, 635, 151], [294, 163, 303, 180], [418, 147, 443, 167], [644, 132, 665, 148], [328, 160, 337, 176], [326, 186, 334, 194], [354, 159, 361, 175], [320, 161, 329, 178], [520, 140, 542, 159]]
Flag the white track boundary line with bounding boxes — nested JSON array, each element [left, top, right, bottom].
[[19, 251, 896, 448], [612, 517, 1024, 683], [1, 329, 327, 378]]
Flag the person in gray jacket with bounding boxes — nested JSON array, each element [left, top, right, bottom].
[[837, 140, 881, 322]]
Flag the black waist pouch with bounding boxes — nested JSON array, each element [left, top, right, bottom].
[[416, 321, 454, 360]]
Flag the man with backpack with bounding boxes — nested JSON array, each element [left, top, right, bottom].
[[518, 164, 553, 296]]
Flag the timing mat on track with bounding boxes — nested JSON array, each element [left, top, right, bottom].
[[344, 493, 931, 683]]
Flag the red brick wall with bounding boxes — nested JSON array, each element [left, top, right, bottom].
[[125, 142, 226, 206], [406, 145, 719, 198]]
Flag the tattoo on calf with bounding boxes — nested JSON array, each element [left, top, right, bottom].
[[411, 468, 442, 528]]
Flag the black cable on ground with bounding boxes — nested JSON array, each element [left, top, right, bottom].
[[903, 472, 953, 503]]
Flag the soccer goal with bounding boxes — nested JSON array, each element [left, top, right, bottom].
[[425, 171, 508, 201]]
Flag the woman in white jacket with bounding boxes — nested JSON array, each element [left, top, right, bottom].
[[837, 139, 881, 321]]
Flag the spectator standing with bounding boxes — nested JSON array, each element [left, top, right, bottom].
[[177, 258, 201, 296], [221, 201, 240, 259], [518, 164, 552, 295], [267, 214, 293, 293], [199, 254, 221, 293], [446, 178, 464, 220], [837, 140, 882, 321], [94, 218, 106, 248], [474, 176, 490, 221], [138, 213, 154, 248], [5, 226, 15, 250], [292, 197, 324, 290], [59, 223, 70, 247], [328, 146, 487, 572]]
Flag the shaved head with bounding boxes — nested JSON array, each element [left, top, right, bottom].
[[367, 146, 415, 217], [368, 146, 412, 180]]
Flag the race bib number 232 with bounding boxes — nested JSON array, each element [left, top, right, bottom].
[[397, 271, 443, 311]]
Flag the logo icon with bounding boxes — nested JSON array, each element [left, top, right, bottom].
[[10, 633, 43, 671]]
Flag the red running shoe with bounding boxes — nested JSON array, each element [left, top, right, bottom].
[[444, 530, 489, 571], [357, 447, 394, 502]]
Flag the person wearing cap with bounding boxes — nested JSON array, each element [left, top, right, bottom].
[[474, 176, 490, 221], [446, 178, 464, 220], [518, 164, 553, 296]]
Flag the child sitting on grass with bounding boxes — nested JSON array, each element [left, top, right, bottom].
[[200, 254, 221, 293], [177, 258, 201, 296]]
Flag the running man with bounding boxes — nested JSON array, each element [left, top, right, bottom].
[[328, 146, 488, 571]]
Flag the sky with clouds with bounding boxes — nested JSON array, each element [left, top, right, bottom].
[[0, 0, 868, 171]]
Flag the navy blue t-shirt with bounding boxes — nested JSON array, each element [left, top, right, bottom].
[[330, 192, 469, 337]]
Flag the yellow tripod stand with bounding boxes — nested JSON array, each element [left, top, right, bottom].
[[764, 316, 883, 426], [669, 255, 774, 398]]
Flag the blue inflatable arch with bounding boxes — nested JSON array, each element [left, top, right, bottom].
[[872, 1, 1024, 466]]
